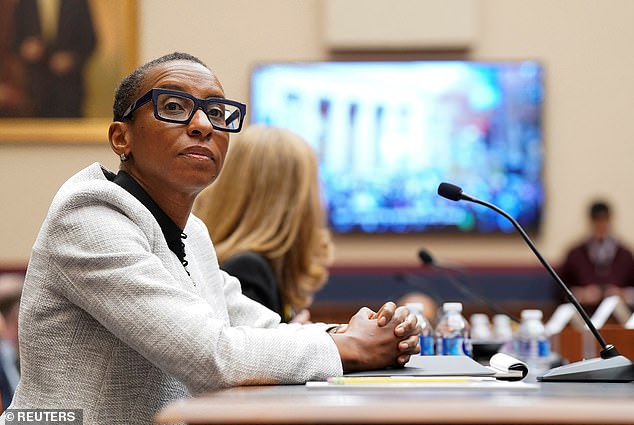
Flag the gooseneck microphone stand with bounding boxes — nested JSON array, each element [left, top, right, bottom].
[[438, 182, 634, 382], [418, 248, 520, 323]]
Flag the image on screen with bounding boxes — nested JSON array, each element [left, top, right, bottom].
[[250, 61, 544, 234]]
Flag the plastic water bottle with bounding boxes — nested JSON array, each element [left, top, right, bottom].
[[515, 309, 551, 372], [435, 302, 472, 357], [493, 314, 513, 342], [406, 303, 435, 355], [470, 313, 492, 342], [492, 314, 514, 354]]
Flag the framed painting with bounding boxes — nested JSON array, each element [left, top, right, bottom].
[[0, 0, 138, 144]]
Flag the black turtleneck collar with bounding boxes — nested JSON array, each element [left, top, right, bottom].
[[103, 168, 189, 273]]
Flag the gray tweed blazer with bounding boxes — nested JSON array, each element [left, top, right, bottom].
[[0, 163, 342, 424]]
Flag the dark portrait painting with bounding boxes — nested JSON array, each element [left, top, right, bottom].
[[0, 0, 137, 120]]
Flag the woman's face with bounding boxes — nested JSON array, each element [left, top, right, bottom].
[[118, 60, 231, 202]]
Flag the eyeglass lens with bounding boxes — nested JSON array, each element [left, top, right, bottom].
[[156, 93, 241, 129]]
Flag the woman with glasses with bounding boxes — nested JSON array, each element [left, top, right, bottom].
[[1, 52, 420, 424]]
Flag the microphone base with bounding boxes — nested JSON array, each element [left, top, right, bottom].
[[537, 355, 634, 382]]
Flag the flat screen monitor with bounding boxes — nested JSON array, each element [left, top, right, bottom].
[[249, 60, 544, 234]]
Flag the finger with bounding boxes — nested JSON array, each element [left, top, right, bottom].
[[375, 302, 396, 326], [392, 306, 412, 324], [396, 354, 412, 366], [395, 313, 420, 337], [355, 306, 375, 319], [398, 334, 421, 353]]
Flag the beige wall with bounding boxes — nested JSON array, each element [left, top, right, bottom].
[[1, 0, 634, 269]]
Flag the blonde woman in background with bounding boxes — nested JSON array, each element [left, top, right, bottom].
[[195, 125, 334, 323]]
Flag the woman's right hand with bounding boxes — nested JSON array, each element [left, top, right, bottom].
[[329, 305, 420, 371]]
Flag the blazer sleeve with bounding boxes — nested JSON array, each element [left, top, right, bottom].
[[36, 186, 342, 394], [221, 252, 284, 318]]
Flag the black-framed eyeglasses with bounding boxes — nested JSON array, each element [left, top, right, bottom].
[[121, 88, 247, 133]]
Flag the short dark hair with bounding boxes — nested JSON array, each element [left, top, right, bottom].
[[112, 52, 209, 122], [589, 200, 611, 219]]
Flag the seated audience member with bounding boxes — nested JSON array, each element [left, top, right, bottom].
[[397, 292, 438, 323], [0, 273, 22, 411], [195, 125, 333, 324], [0, 52, 420, 424], [558, 200, 634, 306]]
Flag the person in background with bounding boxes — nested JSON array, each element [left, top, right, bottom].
[[0, 52, 420, 424], [0, 273, 22, 412], [12, 0, 96, 117], [397, 292, 438, 323], [558, 200, 634, 306], [195, 125, 333, 324]]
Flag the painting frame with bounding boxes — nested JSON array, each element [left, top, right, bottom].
[[0, 0, 138, 144]]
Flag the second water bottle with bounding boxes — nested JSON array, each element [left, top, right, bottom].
[[435, 302, 472, 356], [405, 302, 435, 355]]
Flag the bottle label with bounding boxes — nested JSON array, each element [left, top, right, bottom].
[[518, 338, 550, 358], [518, 340, 534, 358], [419, 335, 435, 356], [538, 338, 551, 357], [463, 337, 473, 358], [440, 336, 465, 356]]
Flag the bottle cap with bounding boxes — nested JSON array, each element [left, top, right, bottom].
[[470, 313, 490, 325], [443, 302, 462, 312], [493, 314, 511, 325], [520, 309, 543, 320]]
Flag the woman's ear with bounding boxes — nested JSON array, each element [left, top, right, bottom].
[[108, 121, 130, 159]]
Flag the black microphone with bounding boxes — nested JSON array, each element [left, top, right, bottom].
[[418, 248, 520, 323], [438, 182, 634, 382]]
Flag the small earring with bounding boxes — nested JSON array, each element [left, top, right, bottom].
[[120, 153, 128, 162]]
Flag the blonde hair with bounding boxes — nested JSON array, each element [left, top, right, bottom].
[[194, 125, 333, 310]]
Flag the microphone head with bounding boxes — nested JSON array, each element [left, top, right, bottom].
[[418, 249, 435, 266], [438, 182, 464, 201]]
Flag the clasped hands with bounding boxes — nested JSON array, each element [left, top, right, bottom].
[[328, 301, 421, 372]]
